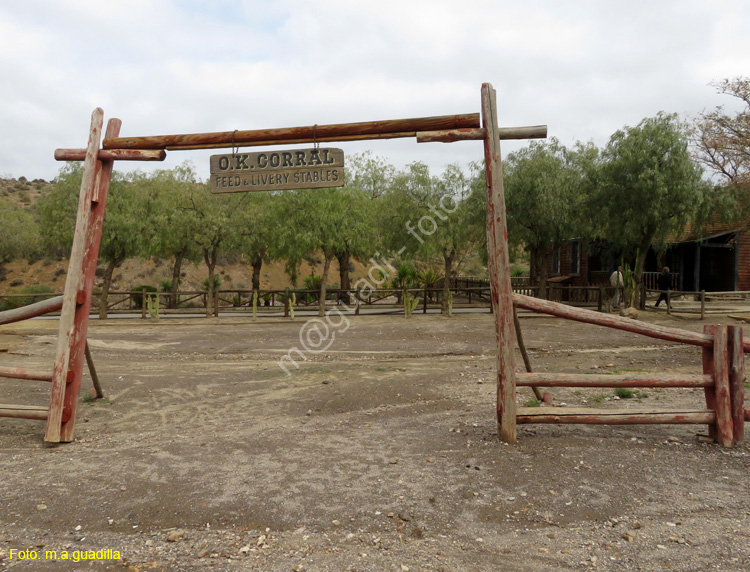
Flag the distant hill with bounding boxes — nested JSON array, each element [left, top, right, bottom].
[[0, 176, 52, 210]]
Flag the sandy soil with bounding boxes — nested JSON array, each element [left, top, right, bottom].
[[0, 312, 748, 571]]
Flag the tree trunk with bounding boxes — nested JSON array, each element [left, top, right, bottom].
[[442, 249, 455, 316], [98, 258, 120, 320], [319, 254, 334, 317], [169, 250, 184, 309], [337, 250, 351, 303], [531, 247, 550, 299], [204, 248, 217, 318], [632, 235, 653, 309]]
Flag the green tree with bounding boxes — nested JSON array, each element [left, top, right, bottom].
[[334, 152, 388, 293], [597, 113, 707, 306], [38, 164, 155, 318], [0, 197, 39, 263], [501, 138, 588, 296], [146, 164, 203, 308], [188, 187, 244, 317], [274, 187, 374, 317], [235, 191, 277, 296], [382, 162, 480, 315]]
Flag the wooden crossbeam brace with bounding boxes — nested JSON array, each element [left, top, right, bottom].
[[54, 149, 166, 162], [517, 372, 713, 388], [102, 113, 481, 150], [0, 405, 50, 421], [0, 367, 53, 382], [417, 125, 547, 143], [0, 296, 63, 325], [517, 408, 716, 425]]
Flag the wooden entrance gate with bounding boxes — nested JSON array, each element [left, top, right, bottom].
[[0, 83, 548, 443], [2, 83, 745, 445]]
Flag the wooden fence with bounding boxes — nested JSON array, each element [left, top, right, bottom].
[[513, 294, 748, 447]]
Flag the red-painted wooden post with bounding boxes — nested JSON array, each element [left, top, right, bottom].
[[712, 326, 734, 448], [481, 83, 517, 443], [728, 326, 745, 444], [45, 110, 116, 443], [703, 324, 718, 442]]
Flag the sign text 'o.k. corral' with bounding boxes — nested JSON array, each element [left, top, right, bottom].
[[210, 148, 345, 193]]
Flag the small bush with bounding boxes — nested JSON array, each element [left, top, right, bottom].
[[132, 284, 157, 308], [614, 387, 634, 399], [10, 279, 23, 287], [159, 280, 172, 292], [202, 275, 221, 290], [524, 398, 541, 408]]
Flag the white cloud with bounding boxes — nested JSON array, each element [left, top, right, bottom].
[[0, 0, 748, 181]]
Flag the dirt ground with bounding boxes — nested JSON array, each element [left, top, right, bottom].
[[0, 311, 748, 571]]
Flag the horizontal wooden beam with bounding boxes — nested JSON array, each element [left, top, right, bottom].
[[514, 294, 714, 348], [0, 404, 49, 421], [517, 407, 716, 425], [103, 113, 481, 150], [54, 148, 167, 162], [517, 372, 713, 388], [0, 295, 63, 326], [166, 131, 417, 151], [416, 125, 547, 143], [0, 367, 53, 382]]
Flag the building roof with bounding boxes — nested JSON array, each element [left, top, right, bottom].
[[667, 219, 747, 243]]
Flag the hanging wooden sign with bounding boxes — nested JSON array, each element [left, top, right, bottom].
[[209, 147, 345, 193]]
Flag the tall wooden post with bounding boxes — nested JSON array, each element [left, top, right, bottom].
[[728, 326, 745, 444], [46, 109, 114, 443], [712, 326, 734, 448], [702, 324, 718, 442], [481, 83, 517, 443]]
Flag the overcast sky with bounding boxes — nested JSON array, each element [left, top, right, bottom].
[[1, 0, 748, 182]]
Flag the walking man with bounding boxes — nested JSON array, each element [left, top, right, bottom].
[[654, 266, 672, 307], [610, 265, 624, 309]]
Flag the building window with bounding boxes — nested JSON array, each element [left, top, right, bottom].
[[551, 247, 561, 276], [570, 240, 581, 276]]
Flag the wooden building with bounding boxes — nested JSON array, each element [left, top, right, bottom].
[[536, 219, 749, 292]]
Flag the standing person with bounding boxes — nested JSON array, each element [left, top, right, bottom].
[[610, 265, 624, 309], [655, 266, 672, 307]]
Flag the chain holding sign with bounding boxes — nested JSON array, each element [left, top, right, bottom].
[[209, 147, 345, 193]]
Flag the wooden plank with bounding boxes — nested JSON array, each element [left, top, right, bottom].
[[517, 407, 716, 425], [59, 117, 120, 443], [713, 326, 734, 447], [728, 325, 745, 444], [703, 325, 718, 442], [416, 125, 547, 143], [0, 404, 49, 421], [45, 109, 104, 444], [166, 131, 417, 151], [0, 367, 53, 382], [481, 83, 516, 443], [210, 148, 345, 193], [54, 148, 166, 162], [517, 372, 713, 388], [0, 296, 63, 325], [513, 293, 713, 348], [103, 113, 481, 150], [85, 341, 103, 399]]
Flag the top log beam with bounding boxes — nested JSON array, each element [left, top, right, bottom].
[[54, 148, 166, 162], [102, 113, 481, 150], [514, 293, 715, 348], [417, 125, 548, 143]]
